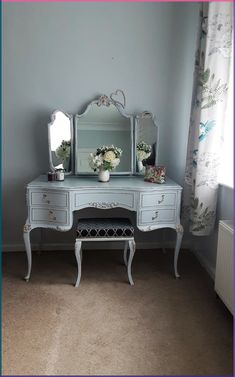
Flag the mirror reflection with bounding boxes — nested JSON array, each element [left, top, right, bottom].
[[135, 112, 159, 174], [75, 103, 132, 174], [48, 111, 72, 173]]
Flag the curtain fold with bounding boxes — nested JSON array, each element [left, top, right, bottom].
[[182, 2, 233, 236]]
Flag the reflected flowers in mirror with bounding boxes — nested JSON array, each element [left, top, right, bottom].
[[55, 140, 71, 163], [136, 141, 152, 161], [136, 141, 152, 172]]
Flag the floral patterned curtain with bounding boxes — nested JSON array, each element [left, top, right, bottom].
[[183, 2, 233, 236]]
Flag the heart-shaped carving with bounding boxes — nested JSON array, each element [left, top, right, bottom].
[[110, 89, 126, 109]]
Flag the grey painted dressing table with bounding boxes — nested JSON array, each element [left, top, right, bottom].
[[23, 91, 184, 281]]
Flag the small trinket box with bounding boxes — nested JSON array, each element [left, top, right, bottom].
[[144, 165, 166, 184]]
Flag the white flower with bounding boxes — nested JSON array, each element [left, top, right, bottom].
[[136, 141, 152, 154], [103, 150, 116, 162], [137, 150, 151, 161], [88, 153, 103, 170], [116, 148, 122, 156], [55, 143, 71, 161], [110, 158, 120, 168], [94, 155, 103, 167]]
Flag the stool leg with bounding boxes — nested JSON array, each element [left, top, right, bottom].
[[162, 229, 167, 254], [75, 240, 82, 287], [123, 241, 128, 266], [127, 239, 136, 286]]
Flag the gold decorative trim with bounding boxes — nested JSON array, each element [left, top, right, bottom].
[[176, 224, 184, 234], [97, 90, 126, 109], [97, 95, 112, 107], [88, 202, 118, 209], [23, 224, 31, 233]]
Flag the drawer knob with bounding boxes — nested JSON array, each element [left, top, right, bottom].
[[42, 194, 50, 204], [152, 211, 158, 220], [158, 195, 165, 204], [48, 210, 56, 221]]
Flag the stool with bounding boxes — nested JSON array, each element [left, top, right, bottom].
[[75, 218, 136, 287]]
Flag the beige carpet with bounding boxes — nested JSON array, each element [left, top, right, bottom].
[[2, 249, 233, 376]]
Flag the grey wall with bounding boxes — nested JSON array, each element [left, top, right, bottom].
[[3, 2, 200, 250]]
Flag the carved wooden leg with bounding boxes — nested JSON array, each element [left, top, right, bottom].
[[75, 240, 82, 287], [123, 241, 128, 266], [37, 228, 43, 255], [127, 239, 136, 286], [23, 223, 32, 282], [174, 224, 184, 278]]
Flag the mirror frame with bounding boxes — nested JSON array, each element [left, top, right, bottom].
[[48, 110, 74, 175], [134, 111, 159, 175], [74, 94, 134, 176]]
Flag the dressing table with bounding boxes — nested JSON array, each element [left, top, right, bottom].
[[23, 90, 183, 281]]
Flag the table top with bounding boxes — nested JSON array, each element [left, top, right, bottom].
[[27, 175, 182, 191]]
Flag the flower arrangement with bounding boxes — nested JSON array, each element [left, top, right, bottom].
[[55, 140, 71, 162], [136, 141, 152, 161], [88, 145, 122, 171]]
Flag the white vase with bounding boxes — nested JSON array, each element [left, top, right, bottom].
[[98, 169, 110, 182], [138, 160, 144, 172]]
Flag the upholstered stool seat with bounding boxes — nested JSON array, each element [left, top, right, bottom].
[[75, 218, 136, 287]]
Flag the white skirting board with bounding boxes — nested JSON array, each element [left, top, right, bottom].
[[192, 249, 215, 280]]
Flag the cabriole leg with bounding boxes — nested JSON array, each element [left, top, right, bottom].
[[75, 240, 82, 287], [174, 224, 184, 278], [23, 223, 32, 282], [123, 240, 128, 266], [127, 239, 136, 286], [37, 228, 43, 255]]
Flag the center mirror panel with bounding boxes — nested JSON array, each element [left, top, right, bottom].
[[75, 100, 133, 175]]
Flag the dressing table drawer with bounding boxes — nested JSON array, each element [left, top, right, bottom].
[[30, 208, 68, 224], [75, 192, 135, 210], [139, 209, 176, 225], [30, 191, 68, 208], [140, 192, 176, 208]]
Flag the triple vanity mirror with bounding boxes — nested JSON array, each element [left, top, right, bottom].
[[48, 90, 158, 176]]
